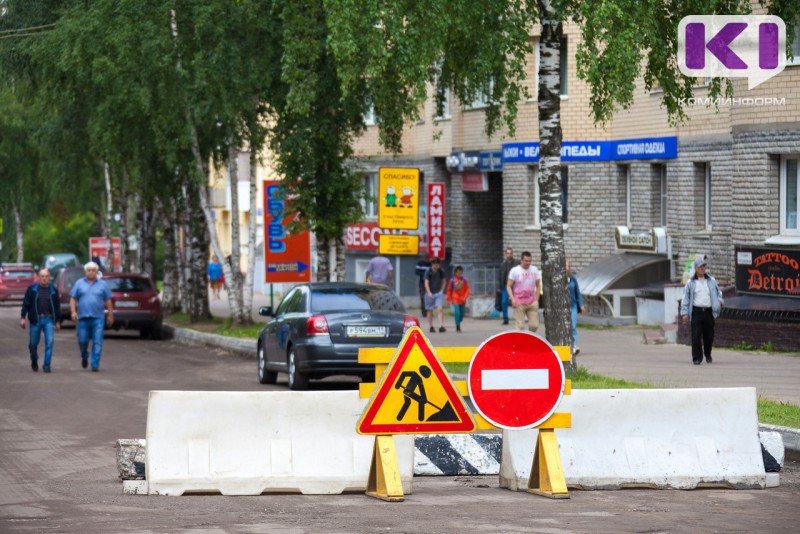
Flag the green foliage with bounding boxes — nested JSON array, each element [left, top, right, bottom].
[[732, 340, 755, 351], [23, 212, 96, 265]]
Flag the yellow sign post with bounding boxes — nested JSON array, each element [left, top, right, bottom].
[[357, 327, 475, 502], [378, 234, 419, 256], [378, 167, 420, 230]]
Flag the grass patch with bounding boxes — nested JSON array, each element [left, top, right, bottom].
[[758, 399, 800, 428], [166, 312, 262, 337]]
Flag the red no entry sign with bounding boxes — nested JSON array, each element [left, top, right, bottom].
[[468, 331, 565, 429]]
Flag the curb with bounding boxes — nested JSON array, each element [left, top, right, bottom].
[[162, 324, 255, 359], [759, 424, 800, 455]]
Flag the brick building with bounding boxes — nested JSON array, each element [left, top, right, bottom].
[[345, 17, 800, 345]]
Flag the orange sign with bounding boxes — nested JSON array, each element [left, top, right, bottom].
[[264, 181, 311, 283], [357, 327, 476, 435]]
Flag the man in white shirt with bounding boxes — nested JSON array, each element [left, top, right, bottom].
[[680, 258, 724, 365], [506, 251, 543, 331]]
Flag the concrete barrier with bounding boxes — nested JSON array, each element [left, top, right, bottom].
[[146, 391, 414, 495], [501, 388, 767, 490]]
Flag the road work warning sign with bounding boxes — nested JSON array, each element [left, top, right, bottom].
[[357, 327, 476, 435]]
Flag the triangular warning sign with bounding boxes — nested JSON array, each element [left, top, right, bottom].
[[358, 327, 476, 435]]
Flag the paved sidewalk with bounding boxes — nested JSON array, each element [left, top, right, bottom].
[[209, 290, 800, 405]]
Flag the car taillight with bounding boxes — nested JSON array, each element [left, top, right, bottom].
[[307, 315, 329, 335], [403, 315, 420, 332]]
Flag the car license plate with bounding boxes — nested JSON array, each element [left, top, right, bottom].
[[346, 326, 387, 338], [115, 300, 138, 308]]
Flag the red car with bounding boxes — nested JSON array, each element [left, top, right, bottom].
[[0, 264, 38, 302], [103, 273, 163, 339], [54, 266, 86, 322]]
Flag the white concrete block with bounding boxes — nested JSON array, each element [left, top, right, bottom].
[[145, 391, 414, 496], [123, 480, 149, 495], [765, 473, 780, 488], [500, 388, 766, 490]]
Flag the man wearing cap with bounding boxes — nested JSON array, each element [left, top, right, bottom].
[[680, 258, 724, 365]]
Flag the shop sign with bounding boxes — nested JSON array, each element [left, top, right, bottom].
[[345, 222, 426, 252], [462, 171, 489, 192], [479, 151, 503, 171], [735, 246, 800, 298], [427, 183, 446, 259], [379, 234, 419, 255], [501, 136, 677, 163], [615, 226, 667, 254], [378, 167, 420, 230]]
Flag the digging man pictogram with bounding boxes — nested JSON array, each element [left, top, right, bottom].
[[394, 364, 458, 422]]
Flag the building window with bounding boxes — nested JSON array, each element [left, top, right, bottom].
[[361, 173, 378, 219], [527, 166, 568, 226], [561, 166, 569, 224], [363, 102, 376, 126], [781, 156, 799, 234], [704, 163, 712, 230], [618, 165, 631, 226], [528, 166, 540, 227], [465, 79, 495, 110], [434, 87, 451, 120], [789, 16, 800, 66], [560, 36, 568, 97], [693, 163, 712, 231], [651, 164, 667, 227]]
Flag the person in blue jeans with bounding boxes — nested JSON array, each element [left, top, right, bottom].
[[20, 268, 61, 372], [567, 261, 585, 355], [70, 262, 114, 372]]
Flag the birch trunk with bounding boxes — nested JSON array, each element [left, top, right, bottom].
[[142, 202, 157, 277], [538, 0, 574, 370], [186, 176, 211, 322], [13, 202, 23, 263], [241, 148, 258, 324], [316, 235, 330, 282], [103, 161, 115, 271], [118, 169, 130, 272], [227, 145, 246, 324], [160, 197, 182, 314]]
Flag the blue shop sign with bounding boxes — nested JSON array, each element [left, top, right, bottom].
[[502, 142, 539, 163], [610, 136, 677, 160], [561, 141, 610, 161], [502, 136, 677, 163], [480, 151, 503, 171]]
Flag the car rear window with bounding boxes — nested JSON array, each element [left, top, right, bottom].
[[311, 287, 404, 313], [60, 270, 85, 291], [104, 277, 153, 293], [1, 270, 35, 279]]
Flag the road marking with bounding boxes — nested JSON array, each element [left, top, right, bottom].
[[482, 369, 549, 390]]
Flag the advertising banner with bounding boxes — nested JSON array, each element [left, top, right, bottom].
[[263, 181, 311, 283], [88, 237, 121, 272]]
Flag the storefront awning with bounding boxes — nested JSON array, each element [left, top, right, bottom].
[[574, 253, 671, 297]]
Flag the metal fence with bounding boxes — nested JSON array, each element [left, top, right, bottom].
[[460, 263, 502, 296]]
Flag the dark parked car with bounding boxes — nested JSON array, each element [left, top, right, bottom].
[[41, 253, 80, 279], [103, 273, 163, 339], [257, 282, 420, 390], [0, 263, 38, 301], [54, 266, 86, 322]]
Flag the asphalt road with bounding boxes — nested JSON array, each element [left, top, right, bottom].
[[1, 303, 799, 533]]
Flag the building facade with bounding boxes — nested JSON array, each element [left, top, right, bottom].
[[346, 16, 800, 335]]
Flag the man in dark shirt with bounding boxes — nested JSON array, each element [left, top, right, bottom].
[[20, 268, 61, 373], [424, 258, 447, 333]]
